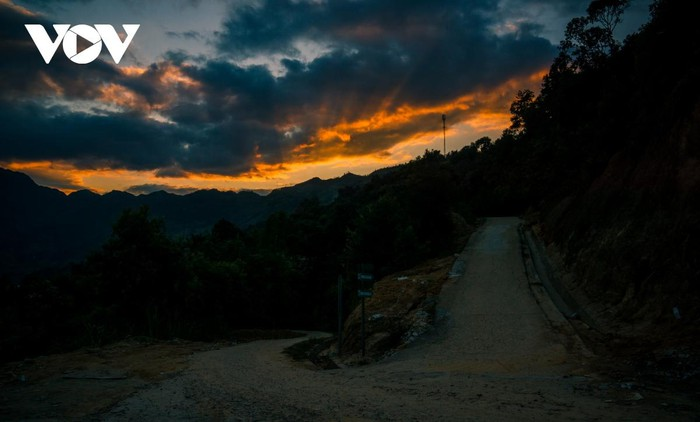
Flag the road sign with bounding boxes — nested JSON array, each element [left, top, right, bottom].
[[357, 289, 373, 298], [357, 273, 373, 282]]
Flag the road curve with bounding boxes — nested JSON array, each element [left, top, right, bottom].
[[104, 217, 685, 421]]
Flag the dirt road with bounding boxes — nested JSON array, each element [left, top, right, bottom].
[[103, 217, 692, 421]]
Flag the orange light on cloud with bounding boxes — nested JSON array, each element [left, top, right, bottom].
[[100, 83, 149, 112], [6, 68, 547, 194], [317, 128, 351, 143], [39, 73, 64, 95], [120, 66, 148, 77], [463, 110, 512, 132], [1, 152, 403, 194], [296, 68, 546, 163], [97, 64, 201, 114], [0, 0, 36, 16], [159, 65, 201, 89]]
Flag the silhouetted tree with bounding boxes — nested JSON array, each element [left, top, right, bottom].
[[473, 136, 492, 153], [85, 206, 188, 338], [557, 0, 630, 72], [508, 89, 537, 136]]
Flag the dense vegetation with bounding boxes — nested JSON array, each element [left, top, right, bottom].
[[0, 154, 473, 360], [2, 0, 697, 361]]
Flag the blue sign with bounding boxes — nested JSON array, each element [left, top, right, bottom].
[[357, 290, 373, 298], [357, 273, 373, 282]]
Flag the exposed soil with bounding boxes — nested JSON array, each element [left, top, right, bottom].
[[0, 330, 302, 420], [0, 338, 215, 419], [339, 254, 457, 362]]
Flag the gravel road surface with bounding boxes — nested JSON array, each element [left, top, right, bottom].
[[103, 217, 689, 421]]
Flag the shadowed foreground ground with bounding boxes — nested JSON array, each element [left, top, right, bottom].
[[99, 217, 695, 421]]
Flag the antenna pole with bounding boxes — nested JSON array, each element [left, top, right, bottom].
[[442, 114, 446, 156]]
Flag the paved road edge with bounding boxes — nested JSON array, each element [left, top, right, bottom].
[[518, 224, 594, 359]]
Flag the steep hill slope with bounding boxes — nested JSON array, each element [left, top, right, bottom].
[[533, 0, 700, 342]]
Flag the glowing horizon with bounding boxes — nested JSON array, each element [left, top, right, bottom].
[[2, 68, 545, 195]]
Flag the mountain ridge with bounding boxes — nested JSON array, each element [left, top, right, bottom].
[[0, 167, 369, 278]]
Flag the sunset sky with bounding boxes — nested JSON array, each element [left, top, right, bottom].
[[0, 0, 651, 194]]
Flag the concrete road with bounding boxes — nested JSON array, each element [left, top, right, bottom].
[[104, 218, 690, 421]]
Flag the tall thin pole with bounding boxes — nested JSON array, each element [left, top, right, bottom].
[[361, 296, 366, 357], [442, 114, 446, 156], [337, 275, 343, 355]]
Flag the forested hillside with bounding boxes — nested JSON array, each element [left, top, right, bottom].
[[0, 168, 366, 278], [497, 0, 699, 332], [452, 0, 700, 341]]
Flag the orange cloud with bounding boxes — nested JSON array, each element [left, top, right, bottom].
[[38, 72, 64, 95], [159, 65, 201, 89], [286, 68, 546, 164], [0, 0, 36, 16], [120, 66, 148, 77], [97, 63, 202, 114], [4, 68, 547, 193], [99, 83, 149, 112]]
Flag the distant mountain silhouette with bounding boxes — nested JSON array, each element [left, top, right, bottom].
[[0, 168, 367, 278]]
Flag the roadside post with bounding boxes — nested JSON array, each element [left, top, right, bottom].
[[357, 269, 374, 357], [337, 275, 343, 355]]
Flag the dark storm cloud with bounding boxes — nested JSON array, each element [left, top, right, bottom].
[[168, 0, 558, 126], [17, 0, 205, 9], [0, 3, 195, 106], [0, 2, 140, 102], [511, 0, 589, 15], [154, 166, 188, 178], [166, 30, 203, 40], [179, 118, 282, 174], [1, 0, 605, 178], [0, 98, 260, 175], [118, 62, 201, 108], [214, 0, 556, 105], [17, 0, 93, 4], [1, 99, 190, 170], [160, 0, 558, 159], [0, 4, 259, 175], [15, 0, 94, 9], [0, 2, 259, 175], [217, 0, 497, 58], [179, 60, 278, 124]]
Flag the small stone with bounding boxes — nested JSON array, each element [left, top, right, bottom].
[[627, 392, 644, 401], [672, 306, 681, 320]]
